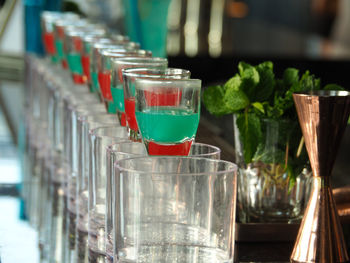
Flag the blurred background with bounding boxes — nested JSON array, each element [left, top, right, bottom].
[[0, 0, 349, 261]]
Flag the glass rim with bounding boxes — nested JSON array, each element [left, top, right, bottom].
[[191, 142, 221, 155], [100, 49, 150, 58], [113, 57, 167, 66], [135, 77, 201, 88], [90, 125, 128, 138], [122, 67, 190, 78], [115, 156, 237, 176]]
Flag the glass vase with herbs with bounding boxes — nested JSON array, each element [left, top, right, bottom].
[[203, 61, 343, 223]]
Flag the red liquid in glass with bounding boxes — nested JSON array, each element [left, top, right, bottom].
[[124, 98, 138, 131], [43, 33, 55, 55], [81, 56, 90, 81], [147, 141, 192, 156], [144, 89, 182, 106], [72, 74, 85, 84], [121, 112, 127, 127], [98, 72, 112, 101], [62, 60, 68, 69]]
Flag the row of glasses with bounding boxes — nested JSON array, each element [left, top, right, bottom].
[[27, 10, 239, 263]]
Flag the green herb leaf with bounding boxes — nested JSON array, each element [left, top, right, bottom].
[[283, 68, 299, 87], [252, 102, 265, 114], [202, 85, 228, 116], [236, 112, 262, 164], [255, 61, 275, 101], [323, 83, 344, 91], [238, 62, 260, 100], [224, 88, 250, 112], [223, 74, 241, 91]]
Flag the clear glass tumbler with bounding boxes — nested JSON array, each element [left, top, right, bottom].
[[105, 141, 221, 263], [75, 114, 120, 263], [135, 78, 201, 156], [88, 126, 129, 263], [114, 156, 237, 263], [122, 68, 191, 141]]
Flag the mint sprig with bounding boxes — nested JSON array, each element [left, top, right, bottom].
[[203, 61, 344, 182]]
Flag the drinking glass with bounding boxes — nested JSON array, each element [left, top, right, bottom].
[[75, 114, 120, 263], [105, 141, 221, 262], [65, 29, 106, 84], [88, 126, 129, 263], [111, 57, 168, 127], [114, 156, 237, 263], [135, 78, 201, 155], [90, 41, 140, 94], [53, 18, 86, 69], [123, 68, 191, 141], [81, 35, 133, 92], [98, 49, 152, 113], [41, 11, 63, 62]]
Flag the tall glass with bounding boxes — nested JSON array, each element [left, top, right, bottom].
[[123, 68, 191, 141], [114, 156, 237, 262], [88, 126, 129, 263], [98, 49, 152, 113], [105, 141, 221, 262], [75, 114, 120, 263], [111, 57, 168, 126], [135, 78, 201, 155]]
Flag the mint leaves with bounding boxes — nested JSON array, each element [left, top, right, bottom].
[[203, 61, 344, 181]]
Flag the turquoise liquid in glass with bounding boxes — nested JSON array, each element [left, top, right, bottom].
[[111, 85, 125, 112], [136, 107, 199, 143], [67, 53, 83, 74], [91, 72, 99, 92], [55, 40, 64, 60]]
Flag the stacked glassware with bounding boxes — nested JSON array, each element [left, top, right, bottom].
[[21, 11, 238, 263]]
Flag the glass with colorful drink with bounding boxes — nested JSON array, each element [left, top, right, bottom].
[[123, 68, 191, 141], [98, 49, 152, 113], [64, 29, 106, 84], [89, 41, 140, 95], [111, 57, 168, 127], [81, 35, 133, 92], [53, 18, 86, 69], [135, 78, 201, 155]]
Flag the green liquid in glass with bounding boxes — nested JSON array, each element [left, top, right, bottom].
[[111, 85, 125, 112], [136, 107, 199, 143], [67, 53, 83, 74]]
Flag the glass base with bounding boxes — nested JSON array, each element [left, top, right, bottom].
[[117, 111, 127, 127]]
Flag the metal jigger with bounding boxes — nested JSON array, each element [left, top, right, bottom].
[[291, 90, 350, 263]]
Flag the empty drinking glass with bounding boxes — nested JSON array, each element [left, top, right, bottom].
[[105, 141, 221, 262], [88, 126, 129, 263], [114, 156, 237, 263]]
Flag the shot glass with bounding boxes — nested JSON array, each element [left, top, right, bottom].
[[98, 49, 152, 113], [89, 41, 140, 94], [135, 78, 201, 155], [65, 29, 106, 84], [111, 57, 168, 127], [114, 156, 237, 262], [88, 126, 129, 263], [81, 35, 132, 91], [123, 68, 191, 141], [105, 141, 221, 262], [53, 18, 87, 69]]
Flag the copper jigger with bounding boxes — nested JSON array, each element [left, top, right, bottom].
[[291, 90, 350, 263]]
